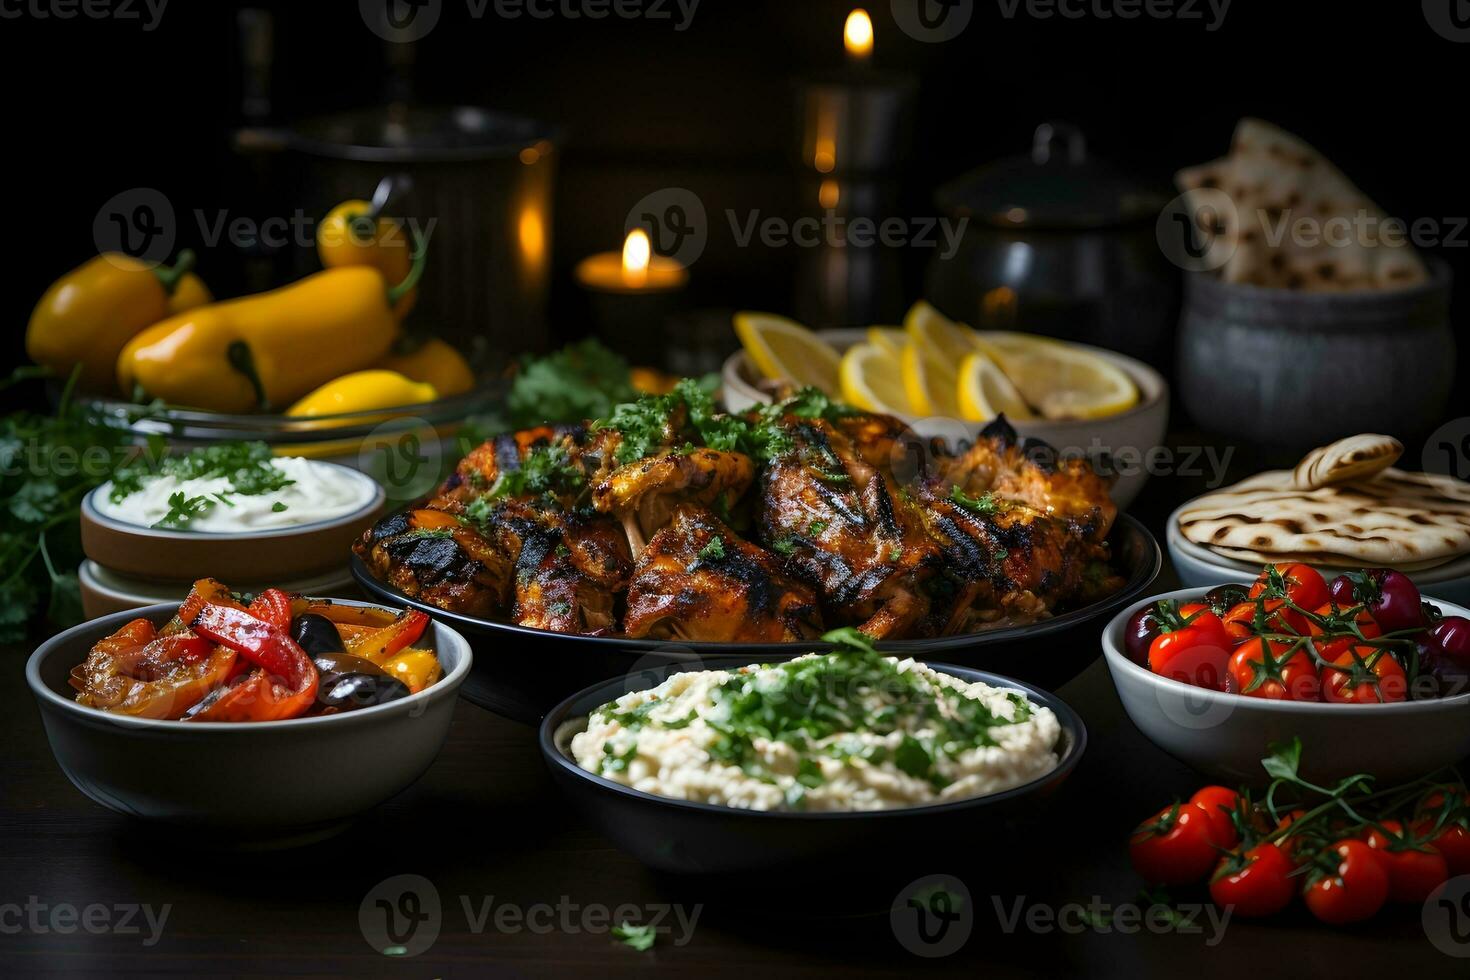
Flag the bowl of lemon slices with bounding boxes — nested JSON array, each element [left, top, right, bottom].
[[723, 302, 1168, 506]]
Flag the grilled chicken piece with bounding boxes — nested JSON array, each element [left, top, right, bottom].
[[919, 418, 1119, 630], [353, 508, 518, 617], [593, 448, 755, 556], [511, 517, 626, 634], [430, 425, 571, 510], [756, 416, 940, 638], [623, 504, 822, 642]]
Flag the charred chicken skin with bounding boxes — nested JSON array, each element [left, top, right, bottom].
[[354, 383, 1121, 640]]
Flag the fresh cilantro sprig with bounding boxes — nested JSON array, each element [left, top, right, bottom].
[[110, 440, 293, 503], [487, 442, 585, 500]]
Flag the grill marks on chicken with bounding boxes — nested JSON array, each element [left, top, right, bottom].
[[624, 504, 821, 642], [355, 404, 1121, 640]]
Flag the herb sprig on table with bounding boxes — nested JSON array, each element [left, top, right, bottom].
[[0, 369, 142, 641]]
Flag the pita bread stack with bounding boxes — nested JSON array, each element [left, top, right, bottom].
[[1176, 118, 1428, 291], [1178, 434, 1470, 572]]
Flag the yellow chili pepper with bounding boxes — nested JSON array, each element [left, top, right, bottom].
[[286, 370, 437, 420], [376, 337, 475, 397], [118, 257, 423, 413], [379, 648, 441, 694], [318, 199, 417, 317], [26, 250, 208, 394]]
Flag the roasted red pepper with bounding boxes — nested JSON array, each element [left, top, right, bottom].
[[186, 603, 319, 721]]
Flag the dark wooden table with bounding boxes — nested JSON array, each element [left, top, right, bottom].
[[3, 448, 1465, 977]]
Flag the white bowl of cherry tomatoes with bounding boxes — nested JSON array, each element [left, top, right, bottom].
[[1102, 562, 1470, 785]]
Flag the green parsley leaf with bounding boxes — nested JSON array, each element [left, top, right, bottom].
[[611, 922, 657, 951]]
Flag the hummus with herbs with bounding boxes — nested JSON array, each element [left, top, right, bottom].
[[570, 640, 1061, 812]]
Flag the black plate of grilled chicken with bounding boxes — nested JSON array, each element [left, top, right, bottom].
[[350, 383, 1161, 722]]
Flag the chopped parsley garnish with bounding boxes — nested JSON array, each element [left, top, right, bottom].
[[111, 441, 294, 503], [949, 487, 999, 514], [153, 492, 214, 529], [771, 537, 797, 556], [807, 520, 827, 535], [611, 922, 657, 951], [271, 501, 288, 513], [488, 443, 585, 500], [697, 537, 726, 562]]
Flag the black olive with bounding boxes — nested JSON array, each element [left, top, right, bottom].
[[319, 673, 412, 711], [291, 613, 346, 656], [311, 650, 388, 680]]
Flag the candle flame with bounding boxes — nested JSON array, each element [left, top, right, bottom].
[[844, 9, 873, 60], [622, 228, 651, 284]]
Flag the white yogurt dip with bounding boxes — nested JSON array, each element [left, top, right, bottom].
[[97, 456, 374, 532]]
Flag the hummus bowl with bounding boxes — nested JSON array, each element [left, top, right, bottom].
[[540, 657, 1086, 874]]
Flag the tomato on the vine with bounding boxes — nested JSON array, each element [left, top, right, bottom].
[[1303, 840, 1389, 925], [1320, 645, 1408, 703], [1363, 820, 1449, 902], [1148, 602, 1235, 691], [1129, 802, 1219, 885], [1210, 843, 1296, 917], [1189, 786, 1242, 848], [1247, 563, 1330, 634], [1227, 637, 1321, 701], [1274, 808, 1312, 865], [1416, 789, 1470, 876], [1308, 602, 1383, 663]]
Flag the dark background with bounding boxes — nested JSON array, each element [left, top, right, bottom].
[[1, 0, 1465, 401]]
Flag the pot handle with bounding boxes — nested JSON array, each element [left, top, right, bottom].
[[1032, 122, 1086, 165]]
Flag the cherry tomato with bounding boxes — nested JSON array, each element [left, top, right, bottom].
[[1223, 597, 1299, 640], [1363, 820, 1449, 903], [1210, 843, 1295, 917], [1308, 602, 1383, 663], [1189, 786, 1242, 848], [1416, 789, 1470, 876], [1275, 808, 1311, 865], [1303, 840, 1389, 926], [1227, 637, 1321, 701], [1124, 604, 1165, 665], [1329, 569, 1424, 634], [1129, 802, 1220, 885], [1148, 602, 1235, 691], [1432, 617, 1470, 668], [1320, 644, 1408, 703], [1249, 563, 1330, 632], [1203, 583, 1252, 617]]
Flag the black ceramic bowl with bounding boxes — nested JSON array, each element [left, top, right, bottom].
[[352, 514, 1159, 723], [538, 659, 1086, 876]]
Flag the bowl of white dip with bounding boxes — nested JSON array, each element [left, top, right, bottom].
[[539, 634, 1086, 874]]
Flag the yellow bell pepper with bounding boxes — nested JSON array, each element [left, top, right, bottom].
[[318, 199, 417, 317], [118, 260, 422, 413], [376, 337, 475, 397], [286, 370, 437, 420], [379, 648, 442, 694], [26, 250, 208, 394]]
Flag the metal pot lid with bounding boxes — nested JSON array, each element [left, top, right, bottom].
[[937, 122, 1163, 230], [241, 104, 561, 163]]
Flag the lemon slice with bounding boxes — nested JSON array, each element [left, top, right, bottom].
[[901, 341, 963, 418], [840, 342, 912, 415], [957, 351, 1034, 422], [905, 300, 982, 365], [865, 326, 906, 358], [978, 337, 1138, 420], [734, 311, 841, 392]]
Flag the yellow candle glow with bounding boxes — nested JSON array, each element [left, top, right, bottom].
[[575, 229, 689, 294], [844, 8, 873, 64]]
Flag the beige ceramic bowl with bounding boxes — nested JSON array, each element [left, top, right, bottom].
[[722, 328, 1169, 507]]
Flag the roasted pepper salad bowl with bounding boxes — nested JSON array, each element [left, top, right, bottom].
[[26, 600, 473, 843], [350, 512, 1161, 723]]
